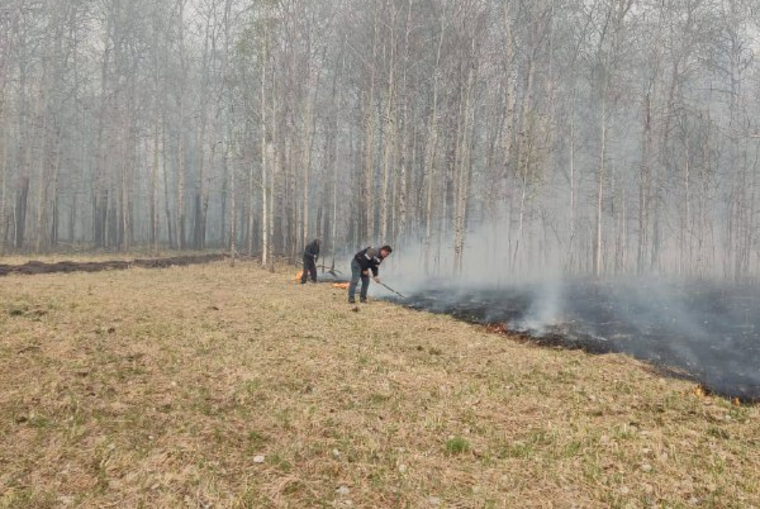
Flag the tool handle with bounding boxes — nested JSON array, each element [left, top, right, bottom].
[[378, 281, 406, 299]]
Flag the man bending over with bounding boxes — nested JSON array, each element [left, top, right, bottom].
[[348, 245, 393, 304]]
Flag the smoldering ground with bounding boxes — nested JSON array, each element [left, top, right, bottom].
[[373, 224, 760, 402], [388, 277, 759, 401]]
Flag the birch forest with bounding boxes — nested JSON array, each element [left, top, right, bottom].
[[1, 0, 760, 279]]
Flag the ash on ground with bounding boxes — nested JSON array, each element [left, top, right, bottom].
[[396, 278, 760, 402]]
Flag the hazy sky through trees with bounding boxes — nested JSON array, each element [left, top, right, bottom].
[[0, 0, 759, 280]]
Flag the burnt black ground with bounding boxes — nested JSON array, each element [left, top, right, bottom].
[[0, 253, 228, 276], [393, 278, 760, 402]]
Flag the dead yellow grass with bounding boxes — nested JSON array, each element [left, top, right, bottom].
[[0, 261, 757, 508]]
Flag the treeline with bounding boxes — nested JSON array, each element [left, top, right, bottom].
[[0, 0, 759, 279]]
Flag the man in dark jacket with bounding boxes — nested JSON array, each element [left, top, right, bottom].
[[348, 245, 393, 303], [301, 239, 321, 284]]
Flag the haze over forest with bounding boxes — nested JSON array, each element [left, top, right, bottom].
[[1, 0, 759, 279]]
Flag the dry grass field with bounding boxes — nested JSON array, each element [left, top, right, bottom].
[[0, 260, 757, 508]]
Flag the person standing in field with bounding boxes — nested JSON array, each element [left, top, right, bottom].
[[301, 239, 322, 284], [348, 245, 393, 304]]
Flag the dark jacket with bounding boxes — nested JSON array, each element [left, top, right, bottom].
[[354, 247, 384, 277], [304, 240, 320, 261]]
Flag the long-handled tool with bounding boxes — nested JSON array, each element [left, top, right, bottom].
[[318, 263, 404, 297], [377, 281, 406, 299]]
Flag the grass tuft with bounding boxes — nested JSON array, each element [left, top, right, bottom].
[[445, 437, 471, 455]]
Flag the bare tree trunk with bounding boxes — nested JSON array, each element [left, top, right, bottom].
[[15, 178, 29, 251], [0, 118, 6, 252], [594, 87, 607, 278], [260, 26, 270, 266], [193, 11, 213, 251], [0, 17, 8, 252], [49, 126, 62, 250], [511, 51, 536, 268], [176, 0, 188, 251], [454, 45, 477, 273], [380, 3, 397, 243], [229, 142, 236, 265], [34, 66, 51, 253], [151, 124, 160, 254], [679, 144, 691, 275], [249, 145, 257, 257], [267, 69, 277, 270], [567, 91, 577, 272], [162, 121, 174, 249], [301, 75, 317, 248], [638, 91, 653, 274], [423, 11, 445, 274], [177, 122, 185, 250], [92, 33, 110, 250], [363, 9, 379, 243]]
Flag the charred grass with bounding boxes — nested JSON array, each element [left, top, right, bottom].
[[0, 261, 757, 508]]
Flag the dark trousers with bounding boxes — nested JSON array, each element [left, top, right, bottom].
[[301, 256, 317, 283], [348, 259, 370, 301]]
